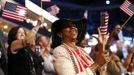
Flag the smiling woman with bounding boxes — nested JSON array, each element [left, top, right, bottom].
[[51, 19, 95, 75], [51, 18, 111, 75], [51, 18, 87, 49]]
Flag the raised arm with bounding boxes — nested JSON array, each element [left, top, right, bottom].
[[123, 47, 134, 69], [11, 16, 44, 54], [91, 27, 110, 71]]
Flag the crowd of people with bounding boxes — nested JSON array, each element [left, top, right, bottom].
[[0, 17, 134, 75]]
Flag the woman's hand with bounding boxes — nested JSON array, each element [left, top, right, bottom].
[[95, 51, 110, 68], [38, 15, 45, 25], [111, 53, 120, 62], [130, 46, 134, 54], [123, 46, 134, 69], [97, 27, 109, 49]]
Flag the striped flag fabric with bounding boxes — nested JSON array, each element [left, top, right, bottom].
[[47, 5, 60, 16], [120, 0, 134, 16], [2, 2, 27, 22], [100, 11, 109, 35]]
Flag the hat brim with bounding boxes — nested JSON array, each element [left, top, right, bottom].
[[72, 18, 87, 45], [51, 18, 87, 48]]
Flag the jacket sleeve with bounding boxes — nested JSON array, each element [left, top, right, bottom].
[[53, 46, 76, 75]]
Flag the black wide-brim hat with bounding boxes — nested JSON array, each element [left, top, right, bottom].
[[51, 18, 87, 49]]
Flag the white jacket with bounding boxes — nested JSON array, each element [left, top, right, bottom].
[[53, 45, 95, 75]]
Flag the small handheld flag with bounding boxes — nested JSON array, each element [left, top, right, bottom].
[[120, 0, 134, 16], [2, 2, 27, 22], [100, 11, 109, 35]]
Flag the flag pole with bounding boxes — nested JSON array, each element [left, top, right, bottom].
[[121, 15, 133, 29], [41, 0, 42, 8]]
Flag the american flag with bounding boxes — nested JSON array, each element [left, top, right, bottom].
[[2, 2, 27, 22], [47, 5, 60, 16], [120, 0, 134, 16], [100, 11, 109, 35]]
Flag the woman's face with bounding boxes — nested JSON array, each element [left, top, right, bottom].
[[16, 28, 26, 40], [61, 25, 78, 41]]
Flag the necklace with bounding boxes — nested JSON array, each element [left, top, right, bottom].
[[64, 43, 77, 50]]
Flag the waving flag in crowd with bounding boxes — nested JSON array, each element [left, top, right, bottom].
[[120, 0, 134, 16], [100, 11, 109, 35], [2, 2, 27, 22], [47, 5, 60, 16]]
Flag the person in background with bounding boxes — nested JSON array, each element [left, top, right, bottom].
[[51, 18, 110, 75], [8, 16, 44, 75], [0, 39, 8, 75], [116, 40, 126, 62], [36, 35, 56, 75], [109, 46, 134, 75], [123, 46, 134, 75]]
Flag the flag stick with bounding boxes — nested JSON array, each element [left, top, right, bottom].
[[121, 15, 133, 29], [105, 14, 133, 50], [41, 1, 42, 8]]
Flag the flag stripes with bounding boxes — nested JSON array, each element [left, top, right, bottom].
[[120, 0, 134, 16], [2, 2, 27, 22], [100, 11, 109, 35]]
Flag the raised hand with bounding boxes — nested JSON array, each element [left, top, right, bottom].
[[94, 51, 110, 68], [123, 46, 134, 69], [130, 46, 134, 54], [92, 27, 111, 70], [38, 15, 45, 25], [98, 27, 109, 47]]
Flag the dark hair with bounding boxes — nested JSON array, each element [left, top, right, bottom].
[[73, 18, 87, 45], [35, 35, 42, 45], [8, 26, 24, 46], [51, 18, 87, 49]]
